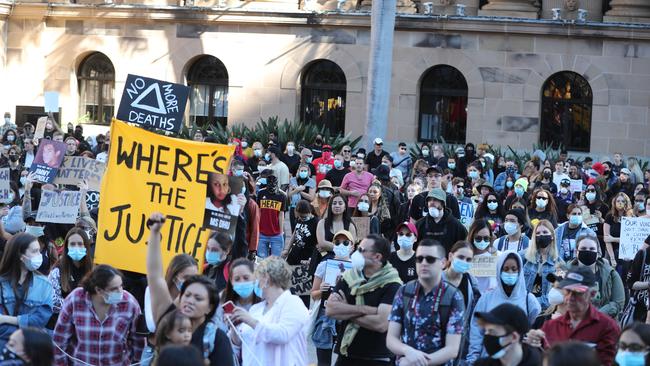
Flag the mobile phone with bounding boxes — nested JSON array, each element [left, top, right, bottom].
[[222, 300, 235, 314]]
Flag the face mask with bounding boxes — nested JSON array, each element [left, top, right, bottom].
[[350, 250, 366, 270], [448, 162, 456, 169], [241, 141, 248, 148], [334, 160, 343, 169], [501, 272, 519, 286], [483, 334, 511, 359], [548, 287, 565, 306], [25, 225, 45, 237], [234, 169, 244, 177], [67, 247, 87, 262], [487, 202, 498, 211], [452, 258, 471, 274], [397, 235, 414, 250], [578, 250, 598, 266], [3, 118, 9, 124], [504, 222, 518, 235], [468, 171, 479, 179], [381, 162, 389, 167], [506, 181, 514, 188], [514, 187, 524, 197], [421, 149, 429, 157], [457, 152, 465, 158], [474, 239, 490, 251], [103, 290, 123, 305], [569, 215, 582, 226], [536, 235, 553, 249], [298, 171, 308, 179], [615, 351, 647, 366], [258, 178, 267, 186], [233, 281, 254, 298], [264, 153, 271, 161], [357, 202, 369, 212], [560, 187, 569, 195], [319, 190, 332, 198], [356, 153, 364, 159], [24, 253, 43, 271], [428, 207, 440, 218], [350, 161, 357, 168], [638, 202, 646, 211], [205, 250, 222, 265], [536, 199, 548, 209], [253, 149, 262, 157], [543, 172, 552, 179], [334, 244, 351, 258], [6, 136, 14, 143], [254, 279, 264, 299], [585, 192, 596, 201], [287, 146, 295, 154]]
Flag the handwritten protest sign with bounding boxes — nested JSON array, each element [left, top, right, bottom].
[[570, 179, 583, 193], [324, 259, 352, 285], [459, 201, 474, 229], [620, 217, 650, 260], [34, 117, 47, 141], [290, 264, 312, 296], [54, 156, 106, 191], [86, 191, 100, 211], [36, 190, 81, 224], [0, 169, 11, 204], [95, 119, 235, 274], [116, 74, 190, 134], [469, 255, 498, 277], [351, 217, 369, 241], [29, 139, 66, 183]]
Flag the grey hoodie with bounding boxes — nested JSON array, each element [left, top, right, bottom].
[[466, 250, 541, 365]]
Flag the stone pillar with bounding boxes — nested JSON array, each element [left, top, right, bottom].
[[604, 0, 650, 23], [541, 0, 602, 21], [479, 0, 539, 18], [417, 0, 480, 16]]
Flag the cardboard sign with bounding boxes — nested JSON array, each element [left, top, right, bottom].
[[44, 91, 59, 113], [34, 117, 47, 141], [116, 74, 190, 134], [324, 259, 352, 285], [54, 156, 106, 191], [570, 179, 583, 193], [86, 191, 100, 211], [0, 168, 11, 204], [29, 139, 66, 183], [620, 217, 650, 260], [351, 217, 369, 241], [459, 201, 475, 229], [289, 264, 312, 296], [469, 255, 498, 278], [95, 119, 234, 274], [203, 174, 241, 238], [36, 190, 82, 224]]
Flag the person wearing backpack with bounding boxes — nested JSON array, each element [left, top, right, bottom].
[[387, 239, 465, 366]]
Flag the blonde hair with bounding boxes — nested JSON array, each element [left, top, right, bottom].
[[255, 256, 292, 290], [524, 219, 559, 263]]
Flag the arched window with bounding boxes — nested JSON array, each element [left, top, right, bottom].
[[300, 60, 346, 135], [78, 53, 115, 125], [187, 56, 229, 127], [418, 65, 467, 143], [540, 72, 592, 152]]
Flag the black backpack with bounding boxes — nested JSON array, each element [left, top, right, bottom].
[[400, 279, 460, 346]]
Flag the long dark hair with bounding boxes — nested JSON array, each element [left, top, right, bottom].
[[57, 228, 93, 294], [81, 264, 123, 295], [528, 188, 558, 223], [180, 275, 219, 318], [474, 192, 505, 220], [22, 327, 54, 366], [221, 258, 261, 305], [324, 193, 353, 231], [0, 233, 39, 310]]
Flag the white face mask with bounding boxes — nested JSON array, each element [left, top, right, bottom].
[[350, 251, 365, 270], [357, 202, 370, 212], [287, 145, 295, 154], [548, 287, 564, 306], [428, 207, 440, 218], [318, 190, 332, 198]]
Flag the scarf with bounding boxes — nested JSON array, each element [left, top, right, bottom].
[[339, 263, 402, 356]]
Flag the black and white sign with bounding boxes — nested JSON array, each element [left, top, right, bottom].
[[116, 74, 190, 134]]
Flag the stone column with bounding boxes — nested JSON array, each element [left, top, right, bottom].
[[604, 0, 650, 23], [479, 0, 539, 18], [541, 0, 602, 21]]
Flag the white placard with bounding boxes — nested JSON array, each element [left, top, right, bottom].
[[619, 217, 650, 260]]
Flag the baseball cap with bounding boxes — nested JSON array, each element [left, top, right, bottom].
[[475, 303, 530, 335], [374, 138, 383, 145], [322, 144, 332, 152], [426, 188, 447, 204], [558, 266, 597, 292], [426, 165, 443, 175], [333, 230, 354, 242], [396, 222, 418, 238], [372, 165, 390, 181]]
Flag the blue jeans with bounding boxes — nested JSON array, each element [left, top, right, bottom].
[[257, 233, 284, 258]]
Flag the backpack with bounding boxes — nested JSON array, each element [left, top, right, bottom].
[[400, 279, 459, 346]]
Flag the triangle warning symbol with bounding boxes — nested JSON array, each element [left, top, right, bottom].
[[131, 83, 166, 114]]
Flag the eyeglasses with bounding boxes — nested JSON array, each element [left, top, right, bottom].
[[357, 247, 374, 254], [474, 235, 491, 242], [416, 255, 440, 264], [618, 342, 649, 353], [536, 197, 549, 201]]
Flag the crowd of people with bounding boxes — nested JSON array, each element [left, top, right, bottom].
[[0, 113, 649, 365]]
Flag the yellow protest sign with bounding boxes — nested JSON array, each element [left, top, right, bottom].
[[95, 119, 235, 274]]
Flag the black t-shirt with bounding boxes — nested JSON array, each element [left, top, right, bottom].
[[605, 213, 622, 238], [325, 168, 348, 188], [365, 150, 389, 171], [282, 153, 302, 175], [388, 251, 417, 283], [333, 274, 401, 360], [528, 208, 557, 227], [287, 216, 319, 265], [475, 344, 542, 366]]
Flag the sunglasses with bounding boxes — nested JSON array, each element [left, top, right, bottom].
[[335, 240, 351, 246], [343, 150, 351, 153], [416, 255, 440, 264], [357, 247, 374, 254], [487, 199, 498, 203], [536, 197, 549, 201], [586, 189, 596, 193], [474, 235, 490, 242], [456, 185, 464, 189]]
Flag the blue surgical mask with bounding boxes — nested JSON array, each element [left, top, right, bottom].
[[357, 202, 370, 212], [24, 253, 43, 271], [333, 244, 351, 258], [205, 250, 222, 265], [585, 192, 596, 201], [448, 162, 456, 169], [474, 239, 490, 251], [254, 279, 264, 299], [569, 215, 582, 226], [334, 160, 343, 169], [514, 187, 525, 197], [25, 225, 45, 237], [257, 178, 267, 186], [103, 290, 123, 305], [615, 351, 647, 366], [67, 247, 87, 262], [234, 169, 244, 177], [298, 171, 308, 179], [487, 202, 498, 211], [233, 281, 255, 298], [306, 157, 313, 164], [396, 235, 414, 250], [452, 258, 471, 274], [501, 272, 519, 286], [504, 222, 518, 235], [468, 171, 479, 179], [506, 181, 514, 188]]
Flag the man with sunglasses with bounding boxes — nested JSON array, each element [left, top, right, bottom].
[[387, 239, 464, 366], [526, 266, 620, 365], [326, 234, 402, 366]]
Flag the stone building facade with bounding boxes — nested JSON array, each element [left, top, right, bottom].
[[0, 0, 649, 155]]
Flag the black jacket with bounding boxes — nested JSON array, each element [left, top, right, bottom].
[[415, 208, 467, 252]]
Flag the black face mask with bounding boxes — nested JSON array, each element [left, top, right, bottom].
[[578, 250, 598, 266], [543, 172, 552, 179], [483, 333, 511, 358], [536, 235, 553, 249], [8, 155, 17, 162]]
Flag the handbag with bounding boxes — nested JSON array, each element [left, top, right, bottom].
[[621, 249, 648, 326]]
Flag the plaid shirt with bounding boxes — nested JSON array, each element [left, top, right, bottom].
[[52, 287, 145, 366]]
